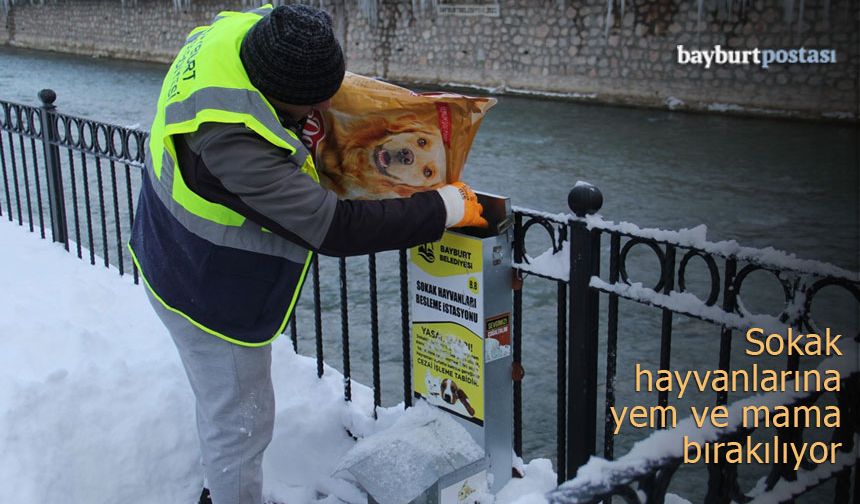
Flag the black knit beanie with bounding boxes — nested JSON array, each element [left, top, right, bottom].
[[240, 5, 345, 105]]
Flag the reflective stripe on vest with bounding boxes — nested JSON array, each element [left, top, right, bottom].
[[128, 242, 313, 349], [142, 149, 312, 263]]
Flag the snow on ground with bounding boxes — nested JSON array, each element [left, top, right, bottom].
[[0, 220, 556, 504]]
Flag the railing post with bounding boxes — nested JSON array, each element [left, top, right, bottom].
[[512, 212, 524, 459], [566, 182, 603, 480], [38, 89, 68, 246]]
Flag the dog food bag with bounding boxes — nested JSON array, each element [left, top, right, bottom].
[[301, 72, 496, 199]]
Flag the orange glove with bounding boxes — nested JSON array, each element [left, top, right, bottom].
[[436, 182, 489, 229]]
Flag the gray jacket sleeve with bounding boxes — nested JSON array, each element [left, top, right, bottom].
[[187, 122, 338, 249], [180, 122, 447, 257]]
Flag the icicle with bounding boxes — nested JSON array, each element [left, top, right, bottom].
[[604, 0, 613, 38], [696, 0, 705, 30], [784, 0, 795, 23], [359, 0, 378, 26], [620, 0, 625, 21], [796, 0, 804, 32], [411, 0, 435, 17]]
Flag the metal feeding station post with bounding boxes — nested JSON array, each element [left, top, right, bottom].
[[408, 191, 515, 500]]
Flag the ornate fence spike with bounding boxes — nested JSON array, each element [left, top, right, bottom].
[[568, 181, 603, 217], [38, 88, 67, 245]]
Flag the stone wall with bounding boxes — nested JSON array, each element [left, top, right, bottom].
[[1, 0, 858, 120], [1, 0, 227, 61]]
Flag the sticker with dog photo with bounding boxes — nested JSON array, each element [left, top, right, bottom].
[[413, 321, 484, 425], [301, 72, 496, 199]]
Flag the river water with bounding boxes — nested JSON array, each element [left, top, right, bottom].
[[2, 46, 857, 500]]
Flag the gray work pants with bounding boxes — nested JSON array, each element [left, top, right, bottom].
[[146, 290, 275, 504]]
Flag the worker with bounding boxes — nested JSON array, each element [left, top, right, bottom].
[[128, 4, 486, 503]]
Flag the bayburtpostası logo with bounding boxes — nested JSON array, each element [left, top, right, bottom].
[[677, 45, 837, 69]]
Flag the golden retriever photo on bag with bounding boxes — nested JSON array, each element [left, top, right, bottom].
[[301, 73, 496, 200], [317, 110, 447, 198]]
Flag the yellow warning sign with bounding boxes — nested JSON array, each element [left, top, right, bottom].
[[413, 321, 484, 425], [411, 232, 483, 278]]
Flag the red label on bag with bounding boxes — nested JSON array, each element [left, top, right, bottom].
[[301, 110, 326, 160], [435, 102, 452, 148]]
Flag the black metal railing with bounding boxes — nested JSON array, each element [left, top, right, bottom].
[[1, 91, 857, 503], [513, 185, 859, 502], [1, 90, 146, 280]]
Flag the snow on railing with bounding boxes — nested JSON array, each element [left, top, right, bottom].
[[546, 345, 859, 503], [747, 448, 857, 503], [582, 214, 859, 282], [589, 277, 790, 334], [517, 237, 570, 282], [512, 206, 859, 283], [550, 433, 857, 503]]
